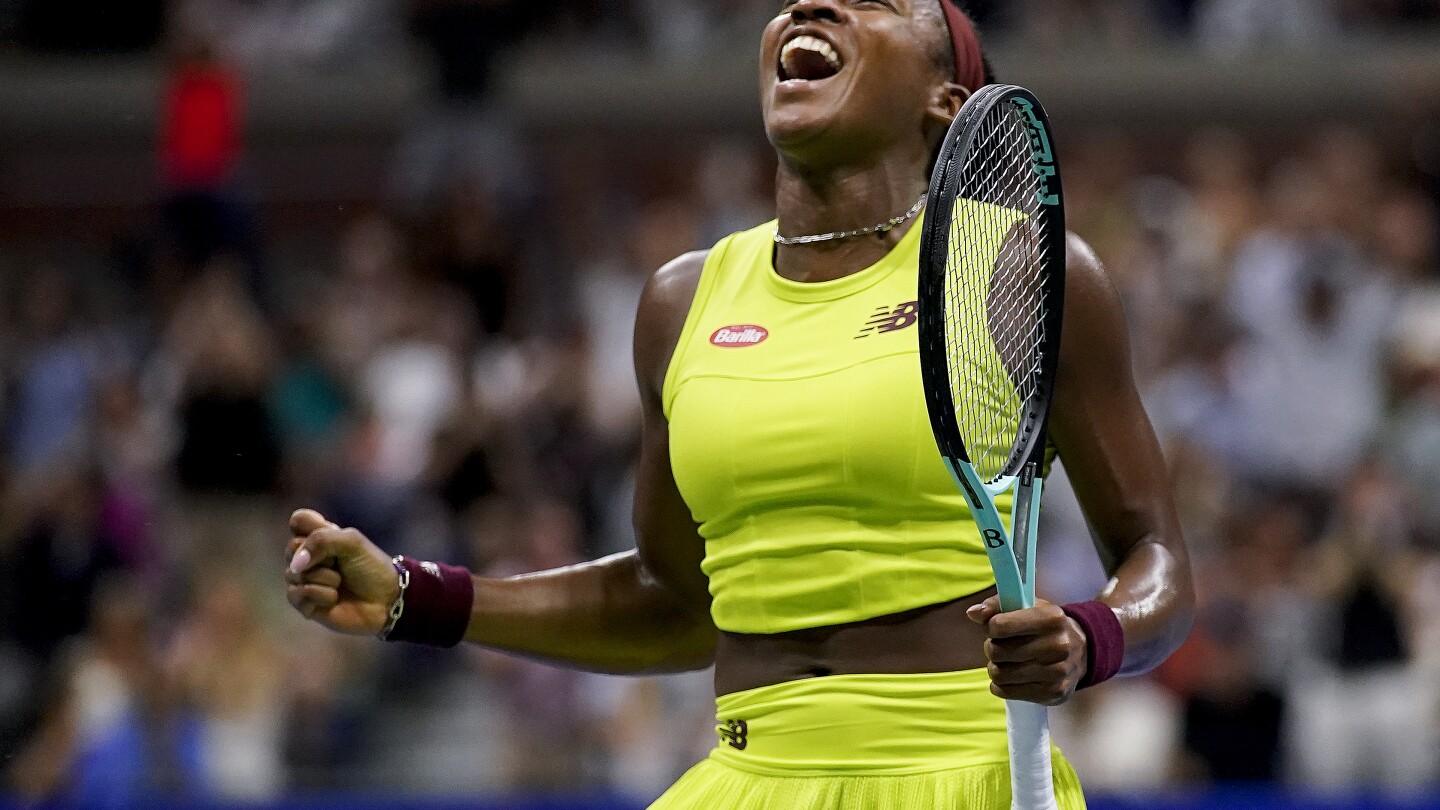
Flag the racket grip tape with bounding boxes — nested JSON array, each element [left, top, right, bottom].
[[1005, 699, 1058, 810], [1061, 600, 1124, 689]]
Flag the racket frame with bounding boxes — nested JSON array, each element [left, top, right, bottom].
[[917, 84, 1067, 810]]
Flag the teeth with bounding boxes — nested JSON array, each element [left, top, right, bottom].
[[781, 35, 841, 74]]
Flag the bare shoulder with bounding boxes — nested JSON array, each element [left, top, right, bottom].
[[1060, 232, 1132, 380], [641, 250, 709, 317], [1064, 233, 1119, 309], [635, 250, 710, 402]]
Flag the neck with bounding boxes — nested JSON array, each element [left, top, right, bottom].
[[773, 151, 930, 283]]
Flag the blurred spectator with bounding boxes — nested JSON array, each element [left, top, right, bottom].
[[1227, 159, 1398, 498], [94, 375, 170, 577], [269, 315, 351, 458], [166, 263, 281, 499], [360, 285, 467, 487], [319, 215, 412, 379], [1336, 0, 1440, 29], [390, 0, 552, 214], [282, 628, 374, 790], [419, 178, 524, 339], [156, 23, 266, 303], [7, 577, 208, 805], [1175, 128, 1263, 298], [1287, 461, 1438, 787], [169, 574, 289, 800], [1177, 602, 1285, 782], [578, 197, 702, 449], [1144, 305, 1246, 473], [478, 500, 594, 790], [1383, 188, 1440, 533], [159, 34, 243, 195], [1052, 679, 1181, 790], [5, 270, 103, 474], [8, 468, 121, 665], [695, 140, 772, 247], [580, 669, 716, 803], [317, 412, 415, 553], [160, 262, 283, 589]]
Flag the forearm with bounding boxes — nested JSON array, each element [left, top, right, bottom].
[[465, 550, 717, 674], [1096, 538, 1194, 677]]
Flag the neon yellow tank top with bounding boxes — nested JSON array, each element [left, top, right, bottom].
[[663, 218, 1002, 635]]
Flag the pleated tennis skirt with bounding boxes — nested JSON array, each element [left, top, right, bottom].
[[649, 669, 1086, 809]]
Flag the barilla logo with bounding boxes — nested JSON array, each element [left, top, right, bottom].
[[710, 325, 769, 347]]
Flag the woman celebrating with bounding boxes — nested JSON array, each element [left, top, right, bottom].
[[285, 1, 1193, 806]]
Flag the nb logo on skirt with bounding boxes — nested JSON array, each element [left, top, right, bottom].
[[717, 718, 749, 750]]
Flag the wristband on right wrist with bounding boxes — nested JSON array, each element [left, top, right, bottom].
[[1061, 600, 1125, 689]]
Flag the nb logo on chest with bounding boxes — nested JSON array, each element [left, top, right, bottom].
[[856, 300, 919, 339]]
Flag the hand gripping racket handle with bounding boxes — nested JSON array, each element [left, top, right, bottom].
[[1006, 699, 1058, 810]]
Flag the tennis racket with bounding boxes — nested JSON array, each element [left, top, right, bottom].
[[917, 84, 1066, 810]]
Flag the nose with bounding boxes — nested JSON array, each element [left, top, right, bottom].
[[789, 0, 844, 24]]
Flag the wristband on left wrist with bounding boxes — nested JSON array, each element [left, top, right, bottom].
[[380, 556, 475, 648]]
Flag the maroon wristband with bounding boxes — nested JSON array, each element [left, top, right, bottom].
[[386, 557, 475, 648], [1062, 600, 1124, 689]]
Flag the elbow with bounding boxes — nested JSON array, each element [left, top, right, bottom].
[[1118, 579, 1196, 678], [631, 607, 717, 675], [653, 622, 718, 674], [653, 646, 717, 675]]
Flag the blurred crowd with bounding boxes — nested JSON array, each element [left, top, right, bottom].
[[6, 0, 1440, 68], [1042, 126, 1440, 792], [3, 0, 1440, 807]]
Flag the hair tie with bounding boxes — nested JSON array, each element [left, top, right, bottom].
[[938, 0, 986, 92]]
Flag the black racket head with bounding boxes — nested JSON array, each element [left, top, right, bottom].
[[918, 84, 1066, 483]]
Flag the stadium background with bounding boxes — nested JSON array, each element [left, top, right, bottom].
[[1, 0, 1439, 807]]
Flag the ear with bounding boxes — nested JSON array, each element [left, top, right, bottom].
[[925, 81, 972, 127]]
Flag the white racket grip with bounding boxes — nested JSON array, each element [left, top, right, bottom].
[[1005, 699, 1059, 810]]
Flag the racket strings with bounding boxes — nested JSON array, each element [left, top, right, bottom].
[[943, 102, 1054, 484]]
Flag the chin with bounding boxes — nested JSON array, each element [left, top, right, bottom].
[[766, 109, 887, 170], [765, 110, 834, 151], [763, 88, 852, 153]]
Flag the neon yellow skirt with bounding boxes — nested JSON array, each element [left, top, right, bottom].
[[650, 669, 1086, 809]]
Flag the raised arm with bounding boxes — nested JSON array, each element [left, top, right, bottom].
[[284, 251, 717, 675]]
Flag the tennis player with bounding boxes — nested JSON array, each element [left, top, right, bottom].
[[285, 1, 1193, 806]]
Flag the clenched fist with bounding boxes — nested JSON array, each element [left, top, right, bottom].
[[284, 509, 400, 636], [967, 597, 1088, 706]]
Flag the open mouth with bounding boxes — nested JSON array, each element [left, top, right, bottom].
[[778, 34, 843, 83]]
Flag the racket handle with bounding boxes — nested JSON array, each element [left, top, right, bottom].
[[1006, 699, 1059, 810]]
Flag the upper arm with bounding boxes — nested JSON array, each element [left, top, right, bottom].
[[1049, 235, 1188, 575], [631, 250, 714, 622]]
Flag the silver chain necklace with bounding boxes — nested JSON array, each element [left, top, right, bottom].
[[773, 196, 927, 246]]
